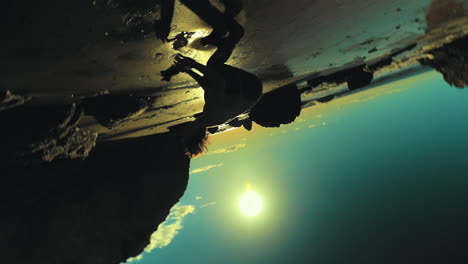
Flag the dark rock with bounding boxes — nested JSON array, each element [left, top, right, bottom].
[[307, 64, 374, 91], [0, 132, 189, 264], [347, 69, 373, 90], [207, 126, 219, 134], [0, 90, 31, 112], [0, 103, 95, 162], [420, 36, 468, 88], [28, 104, 98, 161], [83, 94, 154, 129], [360, 39, 374, 46], [366, 57, 393, 72], [366, 43, 417, 72], [316, 95, 335, 103]]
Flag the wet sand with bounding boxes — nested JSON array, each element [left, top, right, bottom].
[[1, 0, 468, 140]]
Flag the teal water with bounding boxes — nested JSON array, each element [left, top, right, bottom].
[[130, 71, 468, 264]]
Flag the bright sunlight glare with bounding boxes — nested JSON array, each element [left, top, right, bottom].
[[239, 184, 263, 217]]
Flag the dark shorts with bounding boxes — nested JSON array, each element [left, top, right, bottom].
[[221, 65, 263, 101]]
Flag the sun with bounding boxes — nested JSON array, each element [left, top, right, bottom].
[[239, 184, 263, 217]]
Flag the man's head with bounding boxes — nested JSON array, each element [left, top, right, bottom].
[[249, 85, 302, 128], [170, 122, 209, 158], [183, 127, 209, 158]]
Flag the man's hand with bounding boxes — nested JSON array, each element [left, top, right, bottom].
[[174, 54, 198, 68]]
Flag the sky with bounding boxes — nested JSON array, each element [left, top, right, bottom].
[[126, 69, 468, 264]]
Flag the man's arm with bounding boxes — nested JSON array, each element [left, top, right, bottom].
[[175, 54, 227, 95], [184, 70, 207, 87], [175, 54, 207, 73]]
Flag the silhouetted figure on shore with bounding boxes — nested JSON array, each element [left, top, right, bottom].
[[420, 36, 468, 88], [158, 0, 305, 156], [157, 0, 263, 157]]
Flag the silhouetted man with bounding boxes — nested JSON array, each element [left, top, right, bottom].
[[158, 0, 303, 156], [157, 0, 263, 156]]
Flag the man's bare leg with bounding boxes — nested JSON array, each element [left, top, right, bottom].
[[154, 0, 175, 42], [156, 0, 244, 48], [184, 70, 207, 87], [200, 0, 244, 46], [179, 0, 243, 46], [206, 18, 244, 66]]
